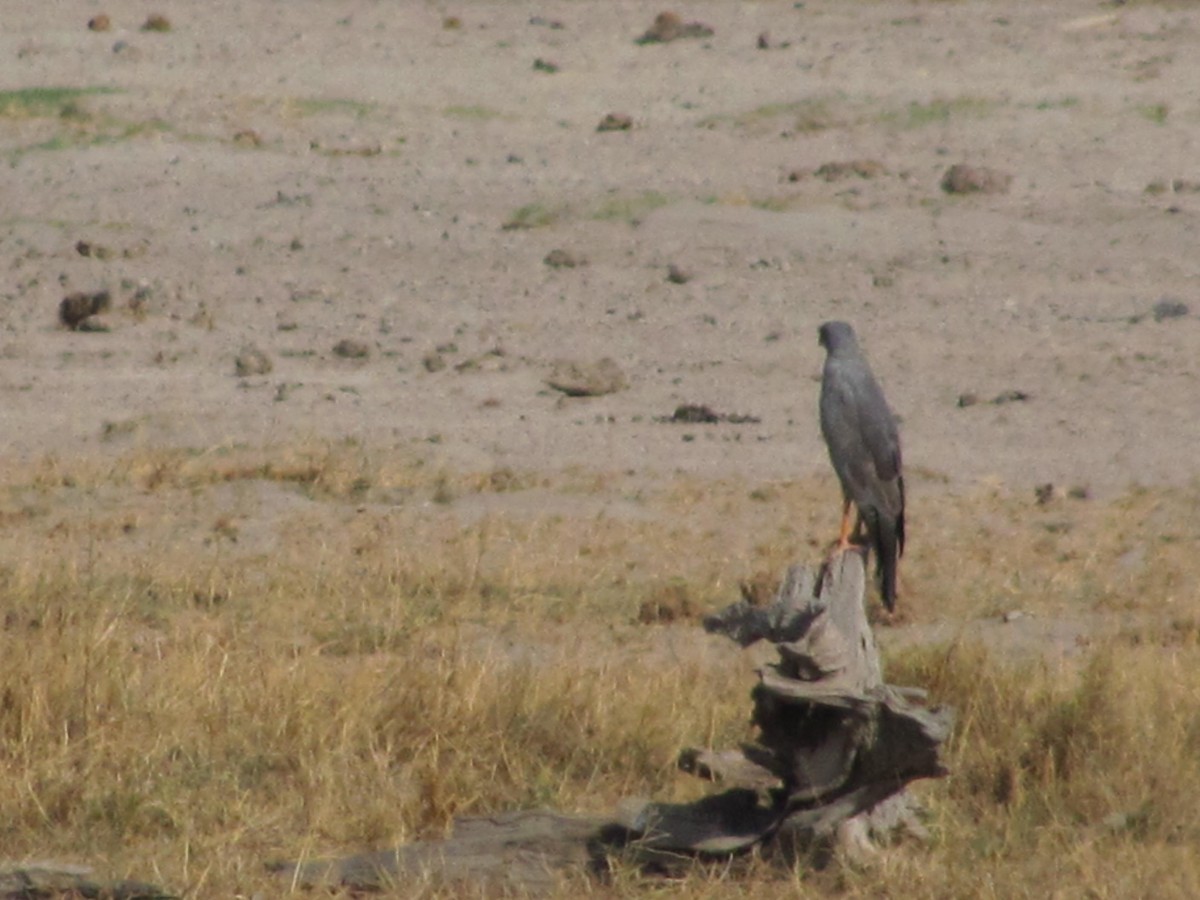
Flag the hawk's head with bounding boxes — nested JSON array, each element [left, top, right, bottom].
[[818, 320, 858, 354]]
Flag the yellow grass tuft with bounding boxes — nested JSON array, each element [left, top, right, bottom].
[[0, 446, 1198, 894]]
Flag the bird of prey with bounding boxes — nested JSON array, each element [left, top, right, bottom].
[[817, 321, 905, 611]]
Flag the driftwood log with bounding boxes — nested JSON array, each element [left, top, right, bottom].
[[276, 551, 952, 892]]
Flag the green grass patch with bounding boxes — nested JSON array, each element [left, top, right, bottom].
[[288, 97, 375, 118], [502, 202, 562, 230], [881, 96, 997, 129], [701, 95, 844, 134], [444, 104, 503, 121], [1138, 103, 1169, 124], [0, 86, 118, 119], [590, 191, 671, 223], [9, 118, 172, 161], [1033, 97, 1080, 111]]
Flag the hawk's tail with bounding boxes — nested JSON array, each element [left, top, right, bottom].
[[867, 509, 901, 612]]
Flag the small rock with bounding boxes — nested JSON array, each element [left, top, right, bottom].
[[636, 11, 714, 44], [422, 352, 446, 373], [233, 129, 263, 148], [666, 263, 691, 284], [756, 32, 771, 50], [1067, 485, 1091, 501], [332, 338, 370, 359], [941, 164, 1013, 195], [546, 358, 627, 397], [235, 345, 273, 377], [59, 290, 110, 329], [1001, 610, 1027, 624], [596, 112, 633, 132], [532, 58, 560, 73], [544, 248, 584, 269], [528, 16, 565, 29], [1152, 297, 1189, 321], [87, 14, 111, 32], [442, 15, 462, 30], [141, 13, 171, 32], [77, 316, 111, 333]]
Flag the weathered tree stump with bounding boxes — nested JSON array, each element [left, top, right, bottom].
[[275, 552, 952, 891]]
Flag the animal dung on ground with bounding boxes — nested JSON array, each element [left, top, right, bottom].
[[332, 338, 370, 359], [656, 404, 761, 425], [59, 290, 111, 329]]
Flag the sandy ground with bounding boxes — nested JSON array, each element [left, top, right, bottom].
[[2, 0, 1199, 495]]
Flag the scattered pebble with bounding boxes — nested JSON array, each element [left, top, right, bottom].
[[87, 14, 111, 32], [234, 345, 273, 377], [596, 112, 633, 132], [532, 58, 560, 73], [941, 164, 1012, 195], [233, 130, 263, 148], [546, 358, 627, 397], [77, 316, 111, 333], [422, 352, 446, 373], [958, 389, 1030, 408], [636, 11, 714, 44], [141, 13, 171, 32], [528, 16, 564, 30], [666, 263, 691, 284]]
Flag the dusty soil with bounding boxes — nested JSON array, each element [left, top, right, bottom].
[[2, 0, 1198, 496]]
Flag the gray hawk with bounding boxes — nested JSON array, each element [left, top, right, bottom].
[[818, 321, 905, 611]]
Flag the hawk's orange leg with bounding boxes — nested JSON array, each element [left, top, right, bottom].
[[835, 497, 856, 551]]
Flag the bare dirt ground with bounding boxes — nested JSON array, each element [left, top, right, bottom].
[[2, 1, 1200, 894], [3, 0, 1199, 494]]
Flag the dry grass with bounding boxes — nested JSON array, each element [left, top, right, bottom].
[[0, 444, 1198, 896]]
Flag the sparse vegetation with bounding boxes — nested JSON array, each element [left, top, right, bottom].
[[502, 201, 561, 230], [591, 190, 671, 223], [700, 95, 846, 135], [444, 104, 503, 121], [285, 97, 376, 119], [1138, 102, 1170, 125], [0, 86, 118, 119], [881, 96, 997, 129], [0, 446, 1197, 895]]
